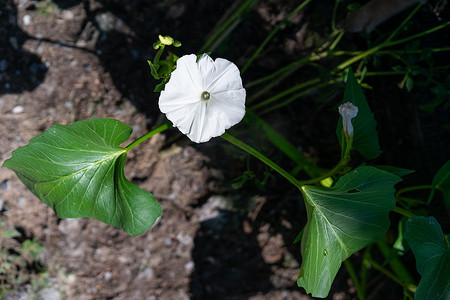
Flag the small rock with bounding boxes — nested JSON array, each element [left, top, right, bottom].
[[184, 261, 194, 272], [0, 59, 8, 72], [9, 37, 18, 50], [0, 195, 4, 211], [18, 197, 26, 208], [39, 286, 61, 300], [103, 271, 112, 280], [22, 14, 31, 26], [61, 10, 74, 20], [0, 180, 9, 190], [143, 267, 153, 279], [12, 105, 24, 114], [95, 12, 116, 32]]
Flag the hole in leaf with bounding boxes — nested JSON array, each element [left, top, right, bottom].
[[347, 188, 360, 194]]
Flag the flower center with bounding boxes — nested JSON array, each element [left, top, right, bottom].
[[201, 91, 210, 101]]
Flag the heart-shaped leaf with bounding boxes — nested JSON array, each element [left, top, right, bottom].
[[2, 119, 162, 236], [404, 216, 450, 300], [298, 166, 401, 297], [337, 69, 381, 159]]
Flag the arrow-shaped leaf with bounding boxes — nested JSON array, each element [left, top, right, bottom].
[[298, 166, 401, 297], [404, 216, 450, 300], [2, 119, 162, 236], [337, 69, 381, 159], [428, 160, 450, 209]]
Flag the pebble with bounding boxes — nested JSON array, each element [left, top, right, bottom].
[[61, 10, 74, 20], [0, 59, 7, 72], [39, 286, 61, 300], [0, 180, 9, 190], [184, 261, 194, 272], [18, 197, 26, 208], [9, 37, 18, 50], [22, 14, 31, 26], [103, 271, 112, 280], [143, 267, 153, 279], [12, 105, 24, 114]]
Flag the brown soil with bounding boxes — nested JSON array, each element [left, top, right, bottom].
[[1, 0, 449, 300]]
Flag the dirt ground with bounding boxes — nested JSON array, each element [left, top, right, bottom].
[[1, 0, 449, 299]]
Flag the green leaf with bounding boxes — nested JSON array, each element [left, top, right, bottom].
[[374, 165, 414, 177], [147, 60, 160, 79], [297, 166, 401, 297], [404, 216, 450, 300], [1, 229, 21, 238], [2, 119, 162, 236], [244, 111, 324, 178], [428, 160, 450, 209], [337, 69, 381, 159]]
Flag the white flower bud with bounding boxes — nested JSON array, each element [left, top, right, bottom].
[[338, 102, 358, 137]]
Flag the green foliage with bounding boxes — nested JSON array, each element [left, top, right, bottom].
[[2, 119, 162, 236], [404, 217, 450, 300], [0, 220, 46, 296], [428, 160, 450, 209], [35, 0, 58, 17], [298, 166, 401, 297], [337, 69, 381, 160]]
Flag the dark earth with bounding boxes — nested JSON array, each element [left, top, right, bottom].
[[1, 0, 449, 299]]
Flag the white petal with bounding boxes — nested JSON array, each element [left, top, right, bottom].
[[208, 58, 243, 93], [209, 89, 246, 125], [158, 53, 246, 143], [163, 54, 202, 93]]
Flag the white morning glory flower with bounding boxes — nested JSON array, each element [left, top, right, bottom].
[[159, 53, 246, 143], [338, 102, 358, 137]]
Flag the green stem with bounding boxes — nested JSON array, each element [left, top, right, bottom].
[[344, 260, 365, 300], [199, 0, 259, 53], [258, 80, 337, 114], [376, 239, 415, 285], [298, 133, 351, 185], [125, 122, 171, 152], [393, 207, 416, 218], [241, 0, 312, 74], [385, 3, 423, 44], [365, 255, 405, 287], [335, 20, 450, 71], [331, 0, 339, 32], [250, 78, 321, 110], [246, 57, 312, 102], [153, 45, 165, 65], [221, 132, 303, 189], [395, 184, 432, 198]]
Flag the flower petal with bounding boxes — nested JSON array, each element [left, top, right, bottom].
[[163, 54, 202, 93], [208, 58, 243, 93], [158, 53, 246, 143]]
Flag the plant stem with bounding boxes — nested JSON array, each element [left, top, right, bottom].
[[221, 132, 303, 189], [344, 260, 365, 300], [385, 3, 423, 43], [365, 255, 405, 287], [125, 122, 171, 152], [199, 0, 259, 53], [392, 206, 416, 218], [395, 184, 432, 198], [298, 133, 351, 185], [376, 239, 415, 285], [241, 0, 312, 74], [154, 45, 165, 65], [335, 20, 450, 71], [250, 78, 321, 110]]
